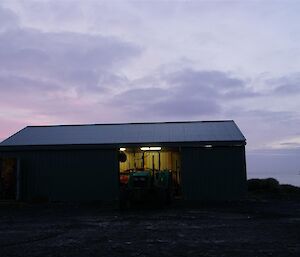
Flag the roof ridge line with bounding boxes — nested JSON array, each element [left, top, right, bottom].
[[26, 120, 234, 128]]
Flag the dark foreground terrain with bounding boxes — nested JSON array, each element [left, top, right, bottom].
[[0, 199, 299, 257]]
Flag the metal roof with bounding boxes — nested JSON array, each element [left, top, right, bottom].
[[0, 120, 246, 147]]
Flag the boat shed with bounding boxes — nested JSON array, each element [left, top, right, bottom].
[[0, 120, 247, 204]]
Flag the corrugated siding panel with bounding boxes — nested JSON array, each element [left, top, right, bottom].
[[181, 146, 247, 201], [1, 150, 119, 202]]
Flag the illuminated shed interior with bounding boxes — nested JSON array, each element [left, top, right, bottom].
[[119, 147, 181, 198]]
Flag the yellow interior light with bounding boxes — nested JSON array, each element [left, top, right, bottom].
[[140, 147, 161, 151]]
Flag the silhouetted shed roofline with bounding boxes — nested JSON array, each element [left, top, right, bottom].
[[0, 120, 246, 150]]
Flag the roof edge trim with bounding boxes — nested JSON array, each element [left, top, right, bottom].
[[24, 120, 235, 128]]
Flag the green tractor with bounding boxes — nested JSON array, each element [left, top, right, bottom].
[[127, 170, 153, 203], [122, 169, 172, 207]]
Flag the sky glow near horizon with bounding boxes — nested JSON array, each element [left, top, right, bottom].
[[0, 0, 300, 159]]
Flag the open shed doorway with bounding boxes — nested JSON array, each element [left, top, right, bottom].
[[118, 147, 182, 207], [0, 158, 18, 200]]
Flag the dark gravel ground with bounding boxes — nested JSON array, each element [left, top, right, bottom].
[[0, 199, 299, 257]]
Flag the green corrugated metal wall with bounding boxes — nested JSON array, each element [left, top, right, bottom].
[[1, 145, 247, 203], [181, 146, 247, 201], [1, 149, 119, 202]]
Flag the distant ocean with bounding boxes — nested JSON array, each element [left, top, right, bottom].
[[246, 150, 300, 187]]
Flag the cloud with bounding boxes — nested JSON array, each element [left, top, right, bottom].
[[223, 106, 300, 150], [163, 69, 258, 99], [0, 2, 142, 96], [267, 135, 300, 150], [0, 6, 19, 32], [0, 28, 141, 78], [0, 6, 144, 141], [113, 86, 220, 119], [230, 109, 295, 123], [151, 97, 220, 117], [247, 148, 300, 156], [270, 73, 300, 95], [110, 69, 257, 119], [0, 5, 142, 129]]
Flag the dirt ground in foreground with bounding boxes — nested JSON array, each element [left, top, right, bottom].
[[0, 200, 299, 257]]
